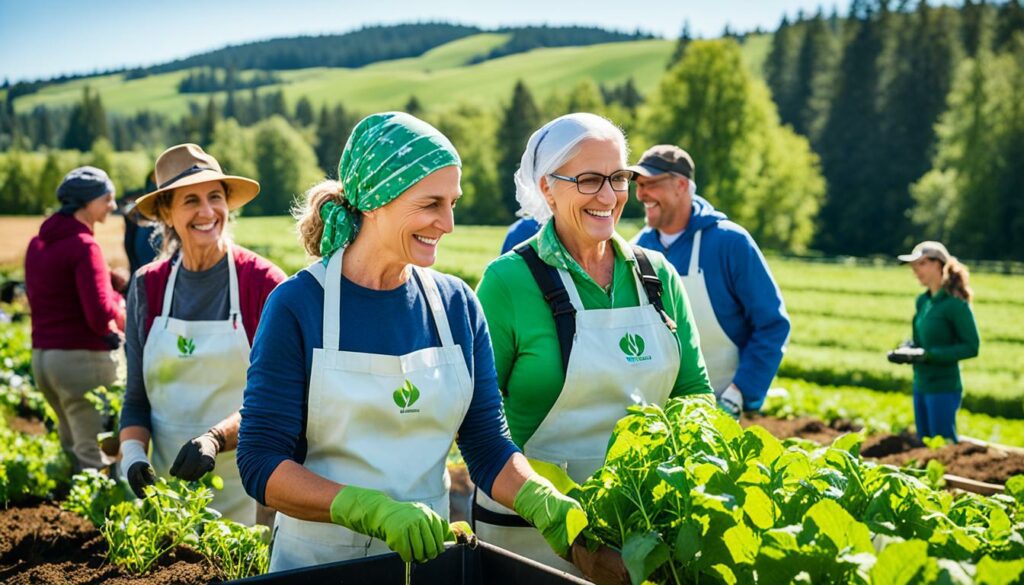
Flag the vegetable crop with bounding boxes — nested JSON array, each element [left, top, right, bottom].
[[64, 471, 270, 579], [572, 396, 1024, 584]]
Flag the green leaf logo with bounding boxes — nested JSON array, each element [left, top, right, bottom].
[[177, 335, 196, 356], [392, 380, 421, 411], [619, 333, 646, 357]]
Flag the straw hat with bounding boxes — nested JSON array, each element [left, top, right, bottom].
[[134, 144, 259, 220]]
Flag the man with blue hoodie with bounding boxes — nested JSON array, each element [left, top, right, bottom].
[[628, 145, 790, 418]]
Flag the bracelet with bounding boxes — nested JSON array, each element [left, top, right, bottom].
[[206, 427, 227, 451]]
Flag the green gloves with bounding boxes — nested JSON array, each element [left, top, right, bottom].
[[330, 486, 451, 563], [513, 475, 589, 558]]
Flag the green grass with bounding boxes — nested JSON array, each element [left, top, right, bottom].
[[13, 34, 771, 118], [237, 215, 1023, 420]]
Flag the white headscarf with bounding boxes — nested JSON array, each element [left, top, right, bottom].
[[514, 113, 628, 224]]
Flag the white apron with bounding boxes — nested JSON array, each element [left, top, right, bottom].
[[142, 246, 255, 524], [680, 229, 740, 397], [475, 251, 680, 571], [269, 251, 474, 572]]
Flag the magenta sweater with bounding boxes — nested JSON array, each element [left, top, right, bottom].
[[25, 213, 124, 351]]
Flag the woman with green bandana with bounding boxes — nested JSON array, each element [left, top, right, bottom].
[[236, 112, 585, 571], [474, 113, 713, 570]]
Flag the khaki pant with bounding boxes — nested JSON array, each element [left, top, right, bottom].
[[32, 348, 118, 471]]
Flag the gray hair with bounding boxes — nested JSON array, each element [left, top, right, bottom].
[[514, 113, 629, 224]]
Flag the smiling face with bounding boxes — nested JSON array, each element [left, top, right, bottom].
[[911, 256, 944, 289], [541, 138, 628, 247], [162, 180, 229, 253], [363, 165, 461, 268], [635, 172, 691, 233]]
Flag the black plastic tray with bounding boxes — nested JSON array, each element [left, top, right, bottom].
[[231, 541, 590, 584]]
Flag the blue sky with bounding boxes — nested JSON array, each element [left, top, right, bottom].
[[0, 0, 839, 82]]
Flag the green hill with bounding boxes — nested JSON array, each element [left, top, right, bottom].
[[11, 34, 770, 118]]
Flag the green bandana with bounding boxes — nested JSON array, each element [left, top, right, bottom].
[[319, 112, 461, 258]]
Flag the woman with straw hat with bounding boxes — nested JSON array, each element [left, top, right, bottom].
[[237, 112, 584, 571], [117, 144, 286, 524]]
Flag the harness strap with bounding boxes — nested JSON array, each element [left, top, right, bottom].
[[631, 245, 677, 333], [514, 244, 576, 376]]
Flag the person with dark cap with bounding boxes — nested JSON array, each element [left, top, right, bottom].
[[629, 145, 791, 419], [24, 165, 126, 471]]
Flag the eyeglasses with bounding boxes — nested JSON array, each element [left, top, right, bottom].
[[549, 170, 636, 195]]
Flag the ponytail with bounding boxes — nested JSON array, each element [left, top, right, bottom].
[[293, 180, 345, 258], [942, 258, 973, 302]]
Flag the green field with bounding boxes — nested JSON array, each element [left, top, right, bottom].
[[11, 34, 771, 118], [234, 216, 1024, 424]]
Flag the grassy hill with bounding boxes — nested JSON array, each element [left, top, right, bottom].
[[12, 34, 771, 118]]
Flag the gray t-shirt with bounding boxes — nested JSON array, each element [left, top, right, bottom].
[[119, 254, 231, 431]]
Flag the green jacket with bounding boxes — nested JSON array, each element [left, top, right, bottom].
[[476, 221, 712, 449], [912, 288, 980, 394]]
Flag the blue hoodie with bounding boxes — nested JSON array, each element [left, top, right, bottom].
[[631, 196, 790, 410]]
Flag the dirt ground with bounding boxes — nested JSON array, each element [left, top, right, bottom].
[[745, 414, 1024, 485], [0, 216, 129, 270], [0, 501, 223, 585]]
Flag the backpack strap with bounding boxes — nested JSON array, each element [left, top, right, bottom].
[[514, 244, 576, 375], [631, 245, 677, 333]]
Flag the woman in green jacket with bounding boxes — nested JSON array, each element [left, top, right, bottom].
[[474, 113, 712, 572], [889, 241, 980, 442]]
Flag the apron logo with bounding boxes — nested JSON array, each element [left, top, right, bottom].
[[392, 380, 421, 414], [177, 335, 196, 357], [619, 333, 651, 363]]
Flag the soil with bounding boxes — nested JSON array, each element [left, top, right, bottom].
[[0, 501, 225, 585], [743, 414, 1024, 486]]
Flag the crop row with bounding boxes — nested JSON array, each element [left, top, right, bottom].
[[573, 397, 1024, 584], [779, 345, 1023, 420], [763, 378, 1024, 447]]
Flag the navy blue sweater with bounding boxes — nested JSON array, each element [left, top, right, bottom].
[[237, 267, 519, 505]]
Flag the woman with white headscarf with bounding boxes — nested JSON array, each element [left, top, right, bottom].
[[474, 113, 712, 572]]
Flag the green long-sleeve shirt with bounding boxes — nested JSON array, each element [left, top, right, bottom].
[[912, 288, 980, 394], [476, 221, 712, 449]]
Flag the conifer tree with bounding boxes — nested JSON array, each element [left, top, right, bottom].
[[496, 81, 541, 219]]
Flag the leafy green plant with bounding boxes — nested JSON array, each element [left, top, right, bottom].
[[62, 469, 132, 527], [0, 421, 71, 504], [102, 478, 218, 574], [572, 397, 1024, 584], [97, 477, 269, 577], [199, 519, 270, 580]]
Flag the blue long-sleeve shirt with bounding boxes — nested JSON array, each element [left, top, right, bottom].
[[632, 196, 790, 410], [500, 218, 541, 254], [237, 267, 519, 505]]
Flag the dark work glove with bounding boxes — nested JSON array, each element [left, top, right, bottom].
[[169, 431, 222, 481], [127, 461, 157, 498], [887, 346, 926, 364], [102, 331, 123, 350]]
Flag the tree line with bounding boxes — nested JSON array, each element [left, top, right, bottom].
[[762, 0, 1024, 259], [1, 1, 1023, 260]]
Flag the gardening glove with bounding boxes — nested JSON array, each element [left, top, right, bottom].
[[120, 438, 156, 499], [330, 485, 449, 564], [170, 429, 223, 481], [717, 384, 744, 420], [513, 475, 588, 559], [887, 345, 926, 364]]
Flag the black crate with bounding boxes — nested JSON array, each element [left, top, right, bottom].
[[231, 541, 590, 584]]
